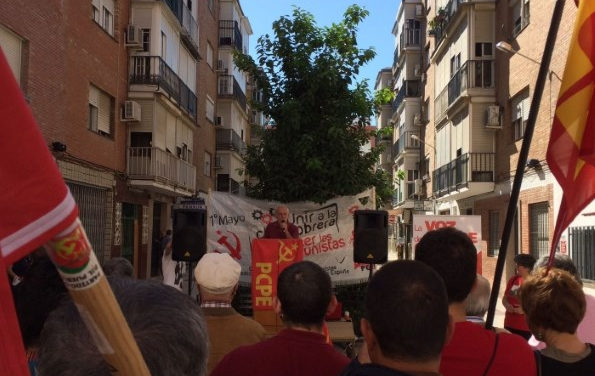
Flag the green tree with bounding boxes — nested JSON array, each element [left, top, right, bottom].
[[235, 5, 393, 206]]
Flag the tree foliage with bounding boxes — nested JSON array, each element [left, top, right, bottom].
[[234, 5, 393, 206]]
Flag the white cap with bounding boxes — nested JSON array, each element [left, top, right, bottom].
[[194, 253, 241, 294]]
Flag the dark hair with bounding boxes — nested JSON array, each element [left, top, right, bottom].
[[102, 257, 134, 278], [13, 253, 67, 348], [514, 253, 536, 270], [521, 268, 585, 335], [277, 261, 331, 327], [366, 260, 449, 362], [39, 278, 208, 376], [415, 227, 477, 303]]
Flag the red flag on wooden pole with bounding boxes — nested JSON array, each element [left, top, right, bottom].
[[547, 0, 595, 257]]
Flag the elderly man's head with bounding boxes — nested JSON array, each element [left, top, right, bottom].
[[275, 205, 290, 224], [194, 253, 241, 301]]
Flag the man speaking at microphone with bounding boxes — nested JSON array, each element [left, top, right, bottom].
[[263, 205, 300, 239]]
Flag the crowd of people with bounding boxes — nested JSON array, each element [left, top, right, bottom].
[[7, 211, 595, 375]]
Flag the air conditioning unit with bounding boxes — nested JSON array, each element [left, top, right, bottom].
[[125, 25, 142, 48], [215, 116, 222, 126], [485, 105, 502, 129], [415, 4, 424, 17], [414, 64, 421, 77], [122, 100, 141, 122], [216, 60, 227, 73], [414, 179, 423, 195]]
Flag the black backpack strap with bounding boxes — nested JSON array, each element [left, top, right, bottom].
[[481, 333, 500, 376], [534, 350, 542, 376]]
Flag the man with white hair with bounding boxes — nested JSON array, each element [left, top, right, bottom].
[[194, 253, 266, 373], [263, 205, 300, 239]]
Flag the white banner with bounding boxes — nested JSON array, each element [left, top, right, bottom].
[[412, 215, 482, 253], [206, 190, 375, 284]]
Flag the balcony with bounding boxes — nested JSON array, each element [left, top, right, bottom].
[[127, 147, 196, 195], [392, 46, 400, 70], [216, 128, 246, 154], [163, 0, 199, 57], [432, 152, 495, 199], [392, 80, 422, 113], [391, 131, 420, 159], [219, 20, 243, 51], [218, 75, 247, 111], [428, 0, 465, 44], [434, 60, 494, 121], [399, 21, 421, 51], [129, 56, 197, 120], [217, 174, 241, 194]]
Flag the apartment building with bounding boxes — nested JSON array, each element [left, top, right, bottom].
[[374, 67, 394, 192], [195, 0, 219, 195], [382, 0, 594, 282], [0, 0, 131, 270], [0, 0, 234, 279], [215, 0, 252, 195], [390, 0, 425, 212]]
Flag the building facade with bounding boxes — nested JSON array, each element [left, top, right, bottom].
[[0, 0, 250, 279], [381, 0, 593, 282]]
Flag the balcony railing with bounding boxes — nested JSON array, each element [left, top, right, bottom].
[[130, 56, 197, 119], [163, 0, 199, 56], [216, 128, 246, 154], [218, 75, 247, 111], [392, 80, 422, 113], [217, 174, 241, 194], [219, 20, 243, 51], [434, 60, 494, 121], [429, 0, 464, 43], [432, 152, 494, 197], [391, 131, 420, 158], [127, 147, 196, 191]]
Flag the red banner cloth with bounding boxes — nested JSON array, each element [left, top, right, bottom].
[[546, 0, 595, 255], [0, 50, 78, 375], [251, 239, 303, 311]]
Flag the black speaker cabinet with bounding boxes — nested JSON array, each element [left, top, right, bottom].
[[172, 209, 207, 262], [353, 210, 388, 264]]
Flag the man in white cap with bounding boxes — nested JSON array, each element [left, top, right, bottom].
[[194, 253, 266, 374]]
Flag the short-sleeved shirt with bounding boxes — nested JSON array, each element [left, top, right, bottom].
[[504, 275, 529, 331], [440, 321, 536, 376]]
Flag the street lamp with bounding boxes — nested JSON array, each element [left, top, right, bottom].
[[410, 134, 435, 151], [496, 41, 542, 66]]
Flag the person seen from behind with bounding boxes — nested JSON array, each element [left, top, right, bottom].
[[415, 227, 536, 376], [341, 260, 452, 376], [521, 267, 595, 375]]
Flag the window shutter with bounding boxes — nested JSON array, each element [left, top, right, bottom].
[[97, 90, 111, 134], [0, 26, 22, 84]]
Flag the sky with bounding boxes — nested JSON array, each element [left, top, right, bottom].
[[240, 0, 400, 93]]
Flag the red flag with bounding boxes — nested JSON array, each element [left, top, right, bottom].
[[547, 0, 595, 255], [0, 48, 78, 374]]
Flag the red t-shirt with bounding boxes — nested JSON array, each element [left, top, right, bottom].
[[440, 321, 536, 376], [504, 275, 529, 331]]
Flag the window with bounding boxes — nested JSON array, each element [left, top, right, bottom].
[[475, 43, 493, 58], [529, 202, 549, 258], [474, 44, 494, 88], [450, 53, 461, 77], [206, 43, 214, 68], [407, 170, 420, 198], [88, 84, 113, 136], [161, 32, 167, 58], [512, 0, 530, 37], [208, 0, 214, 14], [91, 0, 115, 36], [204, 152, 212, 177], [0, 25, 23, 86], [206, 95, 215, 122], [511, 90, 530, 140], [488, 211, 500, 256], [141, 29, 150, 52]]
